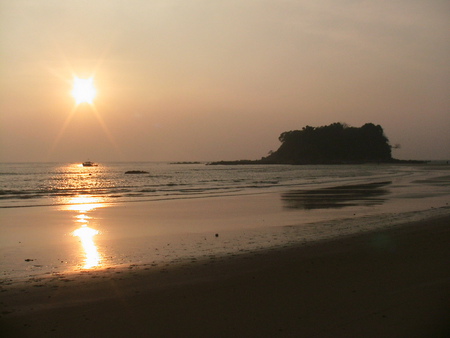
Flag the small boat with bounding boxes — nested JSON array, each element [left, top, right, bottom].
[[82, 161, 98, 167]]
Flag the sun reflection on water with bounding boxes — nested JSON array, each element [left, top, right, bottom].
[[63, 195, 107, 269], [67, 196, 105, 212], [73, 225, 101, 269]]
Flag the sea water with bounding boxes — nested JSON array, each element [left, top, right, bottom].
[[0, 162, 433, 208], [1, 162, 450, 282]]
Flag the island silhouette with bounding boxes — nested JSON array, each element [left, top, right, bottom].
[[210, 122, 422, 165]]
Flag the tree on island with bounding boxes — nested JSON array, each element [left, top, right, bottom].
[[209, 122, 397, 165], [261, 123, 392, 164]]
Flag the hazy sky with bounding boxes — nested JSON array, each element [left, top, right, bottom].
[[1, 0, 449, 162]]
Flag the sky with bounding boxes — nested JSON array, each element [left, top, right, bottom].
[[1, 0, 449, 162]]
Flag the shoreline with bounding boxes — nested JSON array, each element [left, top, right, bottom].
[[1, 213, 450, 337], [207, 158, 429, 165], [1, 188, 449, 284], [1, 171, 450, 282]]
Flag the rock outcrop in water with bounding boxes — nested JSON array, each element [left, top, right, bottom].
[[210, 123, 398, 165], [125, 170, 149, 174]]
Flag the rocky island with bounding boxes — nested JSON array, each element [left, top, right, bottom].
[[210, 123, 421, 165]]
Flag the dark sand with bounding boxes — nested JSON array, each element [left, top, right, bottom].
[[1, 215, 450, 337]]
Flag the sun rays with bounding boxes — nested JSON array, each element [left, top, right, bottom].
[[46, 64, 123, 160]]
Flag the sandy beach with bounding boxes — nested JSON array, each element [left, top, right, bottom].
[[1, 167, 450, 337], [1, 212, 449, 337]]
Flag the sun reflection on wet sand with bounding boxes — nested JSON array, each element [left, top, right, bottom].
[[62, 196, 108, 269], [66, 196, 105, 213], [73, 225, 101, 269]]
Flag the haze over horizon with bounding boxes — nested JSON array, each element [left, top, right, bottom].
[[1, 1, 449, 163]]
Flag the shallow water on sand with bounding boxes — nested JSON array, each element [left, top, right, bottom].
[[1, 163, 450, 283]]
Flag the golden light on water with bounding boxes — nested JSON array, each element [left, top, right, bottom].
[[66, 196, 104, 213], [73, 225, 101, 269], [75, 214, 90, 223], [65, 195, 107, 269]]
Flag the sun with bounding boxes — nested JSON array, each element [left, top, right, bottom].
[[72, 77, 96, 104]]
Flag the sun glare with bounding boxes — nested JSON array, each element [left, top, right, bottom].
[[72, 76, 96, 104], [73, 225, 101, 269]]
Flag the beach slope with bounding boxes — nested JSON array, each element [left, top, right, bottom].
[[1, 215, 449, 337]]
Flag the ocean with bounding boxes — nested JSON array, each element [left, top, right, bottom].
[[0, 162, 432, 208], [1, 162, 450, 281]]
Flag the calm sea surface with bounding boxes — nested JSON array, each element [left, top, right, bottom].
[[1, 162, 450, 280], [0, 161, 431, 208]]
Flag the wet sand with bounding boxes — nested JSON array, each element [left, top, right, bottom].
[[1, 214, 449, 337]]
